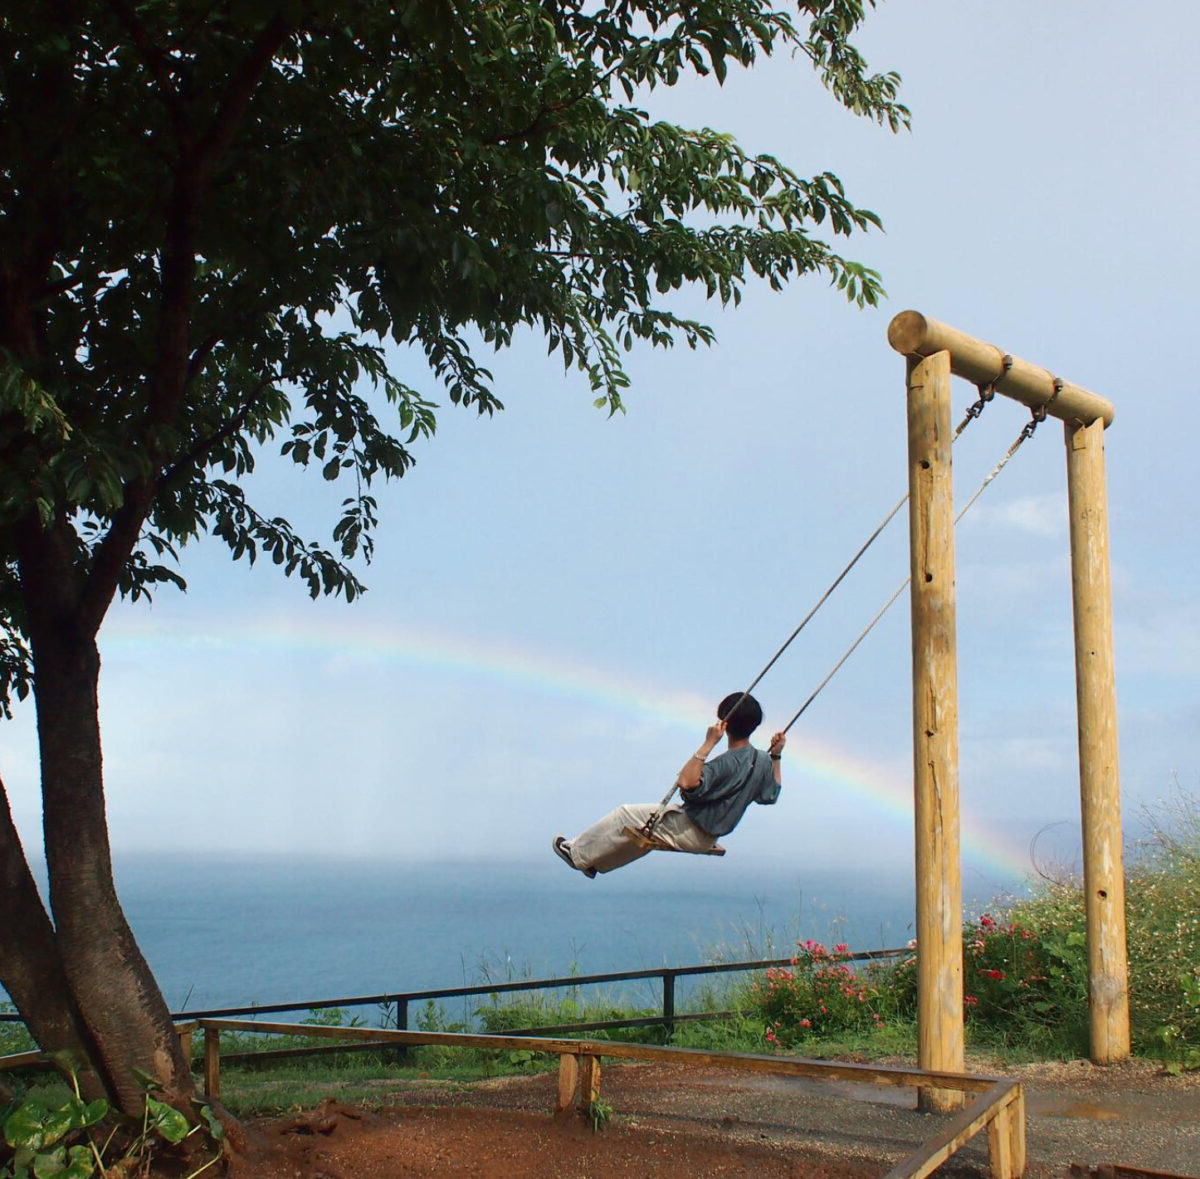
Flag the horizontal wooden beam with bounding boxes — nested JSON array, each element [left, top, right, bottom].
[[888, 311, 1114, 428], [195, 1018, 999, 1093]]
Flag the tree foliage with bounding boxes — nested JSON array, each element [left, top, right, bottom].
[[0, 2, 905, 1114], [0, 1, 906, 709]]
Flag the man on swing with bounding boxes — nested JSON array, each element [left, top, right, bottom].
[[552, 692, 785, 877]]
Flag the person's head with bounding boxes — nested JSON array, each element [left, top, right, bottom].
[[717, 691, 763, 741]]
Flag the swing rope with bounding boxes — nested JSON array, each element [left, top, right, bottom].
[[641, 376, 1036, 840], [780, 399, 1051, 735]]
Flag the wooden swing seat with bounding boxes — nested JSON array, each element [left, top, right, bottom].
[[620, 827, 726, 856]]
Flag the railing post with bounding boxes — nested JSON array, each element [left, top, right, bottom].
[[662, 972, 676, 1039], [202, 1026, 220, 1099], [394, 997, 411, 1065]]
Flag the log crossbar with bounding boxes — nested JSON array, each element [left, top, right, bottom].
[[888, 311, 1114, 428], [191, 1018, 1027, 1178]]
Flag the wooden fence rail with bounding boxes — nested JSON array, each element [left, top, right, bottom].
[[195, 1018, 1026, 1179]]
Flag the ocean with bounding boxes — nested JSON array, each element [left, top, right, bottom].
[[12, 854, 1021, 1021], [116, 854, 921, 1015]]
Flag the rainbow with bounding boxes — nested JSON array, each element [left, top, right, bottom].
[[103, 613, 1034, 882]]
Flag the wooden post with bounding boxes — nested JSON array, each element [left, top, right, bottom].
[[177, 1028, 192, 1065], [1065, 418, 1130, 1062], [555, 1054, 580, 1118], [203, 1027, 221, 1099], [578, 1054, 601, 1112], [662, 971, 676, 1039], [986, 1088, 1025, 1179], [906, 349, 965, 1112]]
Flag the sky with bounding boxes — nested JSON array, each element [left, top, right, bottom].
[[4, 0, 1198, 897]]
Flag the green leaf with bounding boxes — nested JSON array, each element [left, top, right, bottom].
[[5, 1097, 51, 1150], [32, 1144, 96, 1179], [198, 1105, 225, 1142], [144, 1097, 189, 1145]]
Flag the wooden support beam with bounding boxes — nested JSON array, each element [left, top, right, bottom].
[[1065, 419, 1130, 1062], [555, 1054, 579, 1117], [885, 1082, 1019, 1179], [578, 1054, 601, 1110], [906, 349, 965, 1113], [889, 311, 1114, 428], [203, 1026, 221, 1099]]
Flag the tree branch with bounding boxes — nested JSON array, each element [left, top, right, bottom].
[[104, 0, 186, 136], [78, 15, 294, 635], [160, 371, 290, 491]]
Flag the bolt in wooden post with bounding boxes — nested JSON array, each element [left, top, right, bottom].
[[906, 349, 965, 1112], [203, 1026, 221, 1099], [1065, 418, 1130, 1063]]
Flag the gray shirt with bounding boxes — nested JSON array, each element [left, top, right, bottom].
[[681, 745, 780, 837]]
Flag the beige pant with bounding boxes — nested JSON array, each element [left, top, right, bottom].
[[565, 803, 716, 874]]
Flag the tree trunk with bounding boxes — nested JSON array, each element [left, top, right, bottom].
[[29, 621, 194, 1116], [0, 783, 108, 1103]]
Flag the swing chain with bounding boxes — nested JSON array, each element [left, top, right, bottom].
[[1019, 376, 1063, 442], [958, 355, 1011, 432]]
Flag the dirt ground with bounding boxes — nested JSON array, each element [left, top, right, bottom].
[[223, 1057, 1200, 1178]]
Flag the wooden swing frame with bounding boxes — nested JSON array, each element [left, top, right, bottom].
[[890, 311, 1128, 1108]]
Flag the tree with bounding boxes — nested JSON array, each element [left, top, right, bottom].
[[0, 0, 907, 1120]]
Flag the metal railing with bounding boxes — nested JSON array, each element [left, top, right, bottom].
[[0, 947, 904, 1048]]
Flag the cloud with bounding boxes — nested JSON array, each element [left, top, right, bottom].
[[961, 493, 1066, 539]]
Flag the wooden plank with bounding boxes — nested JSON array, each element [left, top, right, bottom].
[[888, 311, 1114, 427], [195, 1019, 998, 1092], [619, 827, 725, 855], [883, 1081, 1017, 1179]]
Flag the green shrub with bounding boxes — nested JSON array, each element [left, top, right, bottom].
[[959, 907, 1089, 1055], [748, 942, 886, 1048]]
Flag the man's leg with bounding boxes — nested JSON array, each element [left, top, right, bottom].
[[563, 803, 658, 875], [651, 808, 718, 854]]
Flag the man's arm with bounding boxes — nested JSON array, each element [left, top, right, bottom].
[[676, 720, 726, 792], [761, 731, 786, 803]]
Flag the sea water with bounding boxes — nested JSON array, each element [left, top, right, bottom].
[[11, 854, 1020, 1020]]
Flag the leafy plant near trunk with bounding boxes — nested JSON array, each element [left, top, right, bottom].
[[0, 0, 906, 1120], [0, 1067, 223, 1178]]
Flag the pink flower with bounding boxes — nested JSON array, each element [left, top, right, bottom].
[[799, 1018, 811, 1029]]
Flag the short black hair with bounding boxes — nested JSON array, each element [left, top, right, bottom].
[[717, 691, 763, 741]]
